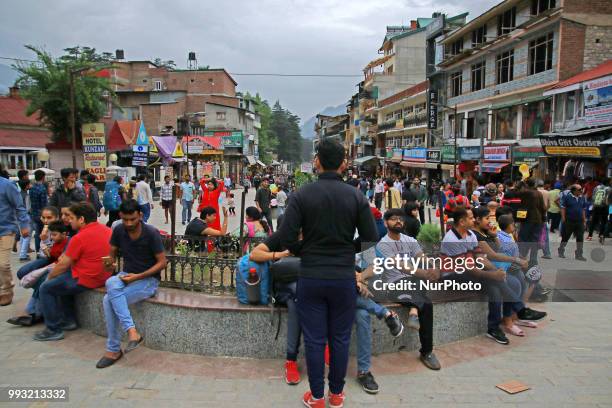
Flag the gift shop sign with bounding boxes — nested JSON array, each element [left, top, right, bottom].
[[82, 123, 106, 181]]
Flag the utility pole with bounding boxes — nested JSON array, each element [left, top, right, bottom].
[[453, 104, 458, 178], [69, 70, 77, 168]]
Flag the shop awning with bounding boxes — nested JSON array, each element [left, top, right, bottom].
[[476, 162, 509, 173], [491, 95, 550, 110], [602, 137, 612, 145], [256, 160, 266, 167], [245, 155, 256, 165], [353, 155, 377, 165]]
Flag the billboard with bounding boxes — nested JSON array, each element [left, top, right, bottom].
[[584, 74, 612, 126], [81, 123, 106, 181]]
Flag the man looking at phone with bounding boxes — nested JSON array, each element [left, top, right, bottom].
[[96, 199, 167, 368]]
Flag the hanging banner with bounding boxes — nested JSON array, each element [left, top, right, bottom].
[[427, 89, 438, 129], [81, 122, 107, 181], [148, 136, 158, 153], [172, 140, 185, 158], [135, 122, 148, 145]]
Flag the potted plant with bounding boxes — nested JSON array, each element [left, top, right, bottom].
[[417, 223, 442, 256]]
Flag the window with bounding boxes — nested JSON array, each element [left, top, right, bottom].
[[393, 110, 402, 120], [386, 65, 394, 74], [471, 61, 486, 92], [450, 39, 463, 55], [497, 7, 516, 36], [566, 92, 575, 120], [528, 32, 554, 75], [472, 25, 487, 47], [415, 103, 426, 113], [494, 106, 518, 139], [154, 80, 162, 91], [531, 0, 555, 15], [450, 71, 463, 97], [522, 99, 552, 138], [385, 113, 394, 122], [496, 50, 514, 84], [216, 112, 226, 121]]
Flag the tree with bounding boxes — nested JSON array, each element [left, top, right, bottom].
[[152, 58, 176, 69], [13, 45, 117, 142], [246, 93, 276, 164]]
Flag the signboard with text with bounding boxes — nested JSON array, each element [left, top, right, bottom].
[[132, 144, 149, 167], [426, 149, 441, 163], [441, 145, 456, 163], [300, 162, 313, 173], [402, 147, 427, 162], [459, 146, 481, 161], [540, 134, 604, 158], [427, 89, 438, 129], [484, 145, 510, 162], [81, 122, 106, 181], [584, 74, 612, 126]]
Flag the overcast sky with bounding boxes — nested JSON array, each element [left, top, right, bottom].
[[1, 0, 498, 122]]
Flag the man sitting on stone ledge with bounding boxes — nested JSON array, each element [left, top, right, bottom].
[[96, 199, 167, 369], [34, 202, 111, 341]]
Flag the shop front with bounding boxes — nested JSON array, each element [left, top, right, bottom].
[[441, 145, 457, 180], [400, 147, 427, 178], [385, 148, 403, 177], [512, 145, 545, 181], [539, 127, 611, 181], [476, 145, 511, 182]]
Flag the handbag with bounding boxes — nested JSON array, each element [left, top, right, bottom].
[[270, 256, 300, 284]]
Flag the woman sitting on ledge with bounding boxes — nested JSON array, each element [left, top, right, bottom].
[[185, 206, 229, 238]]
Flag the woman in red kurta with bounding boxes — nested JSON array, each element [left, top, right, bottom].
[[198, 177, 225, 230]]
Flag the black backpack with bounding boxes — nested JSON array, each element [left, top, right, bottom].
[[268, 256, 300, 339]]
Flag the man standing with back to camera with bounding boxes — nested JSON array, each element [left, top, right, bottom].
[[278, 140, 378, 408]]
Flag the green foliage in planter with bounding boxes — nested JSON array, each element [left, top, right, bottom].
[[417, 223, 442, 247]]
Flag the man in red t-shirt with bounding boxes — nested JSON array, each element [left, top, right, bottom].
[[34, 202, 112, 341]]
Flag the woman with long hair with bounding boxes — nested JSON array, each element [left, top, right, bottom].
[[197, 177, 225, 231]]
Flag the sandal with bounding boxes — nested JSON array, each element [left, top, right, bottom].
[[503, 324, 525, 337], [516, 320, 538, 328]]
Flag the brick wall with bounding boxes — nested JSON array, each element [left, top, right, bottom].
[[583, 25, 612, 70], [563, 0, 612, 15], [447, 26, 559, 106], [558, 19, 587, 80], [140, 105, 161, 136]]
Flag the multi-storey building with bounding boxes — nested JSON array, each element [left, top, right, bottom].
[[436, 0, 612, 181]]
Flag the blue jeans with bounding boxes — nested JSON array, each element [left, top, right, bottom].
[[181, 200, 193, 224], [487, 274, 524, 331], [39, 270, 88, 332], [33, 219, 44, 253], [355, 296, 389, 373], [103, 273, 159, 352], [19, 221, 33, 259], [297, 278, 356, 399], [17, 257, 51, 279], [139, 204, 151, 223]]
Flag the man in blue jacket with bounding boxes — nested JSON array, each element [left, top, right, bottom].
[[0, 165, 31, 306], [278, 140, 378, 408]]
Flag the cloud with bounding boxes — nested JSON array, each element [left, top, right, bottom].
[[1, 0, 498, 120]]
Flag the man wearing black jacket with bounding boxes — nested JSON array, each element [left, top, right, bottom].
[[278, 140, 378, 408]]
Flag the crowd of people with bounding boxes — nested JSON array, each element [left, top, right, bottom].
[[0, 143, 610, 407]]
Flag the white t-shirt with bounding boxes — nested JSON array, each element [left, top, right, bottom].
[[440, 228, 478, 257], [376, 233, 423, 283], [135, 181, 152, 205]]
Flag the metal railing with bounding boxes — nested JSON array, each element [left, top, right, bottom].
[[158, 234, 268, 293]]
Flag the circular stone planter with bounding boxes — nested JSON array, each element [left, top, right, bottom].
[[76, 288, 487, 359]]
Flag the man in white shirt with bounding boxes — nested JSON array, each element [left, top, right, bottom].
[[135, 174, 153, 223], [374, 179, 384, 210], [393, 177, 403, 195]]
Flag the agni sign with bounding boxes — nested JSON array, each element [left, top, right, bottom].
[[81, 123, 107, 181]]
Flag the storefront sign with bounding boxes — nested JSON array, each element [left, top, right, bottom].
[[81, 123, 107, 181], [584, 74, 612, 126], [200, 130, 242, 148], [441, 145, 456, 163], [427, 89, 438, 129], [132, 144, 149, 167], [426, 149, 441, 163], [386, 148, 393, 159], [300, 162, 313, 173], [392, 148, 403, 161], [484, 146, 510, 162], [513, 146, 543, 164], [402, 147, 427, 162], [539, 135, 605, 158], [459, 146, 481, 161]]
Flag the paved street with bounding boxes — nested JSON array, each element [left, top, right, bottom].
[[1, 189, 612, 407]]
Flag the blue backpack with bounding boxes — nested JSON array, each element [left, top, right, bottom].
[[235, 254, 271, 305], [103, 181, 121, 211]]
